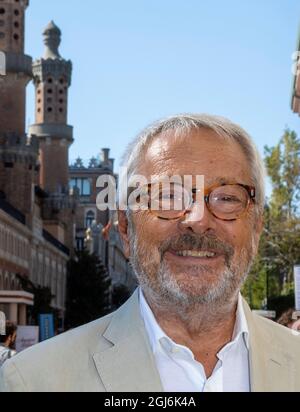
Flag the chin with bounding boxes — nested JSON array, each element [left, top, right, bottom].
[[156, 265, 240, 307]]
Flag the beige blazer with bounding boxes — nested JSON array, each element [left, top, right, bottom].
[[0, 290, 299, 392]]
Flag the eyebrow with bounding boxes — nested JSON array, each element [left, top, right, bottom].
[[132, 176, 244, 187], [210, 177, 238, 186], [185, 176, 241, 186]]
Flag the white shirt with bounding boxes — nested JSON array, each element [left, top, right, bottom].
[[0, 345, 17, 368], [139, 289, 250, 392]]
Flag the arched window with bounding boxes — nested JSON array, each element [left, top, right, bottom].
[[11, 277, 15, 290], [85, 211, 95, 228], [4, 273, 9, 290]]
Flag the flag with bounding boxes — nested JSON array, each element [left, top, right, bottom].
[[102, 220, 112, 241]]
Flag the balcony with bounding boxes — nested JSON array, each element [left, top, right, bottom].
[[43, 229, 70, 257], [0, 197, 26, 225]]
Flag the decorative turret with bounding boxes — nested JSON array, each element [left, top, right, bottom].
[[29, 21, 73, 194], [43, 20, 61, 60], [0, 0, 32, 136], [0, 0, 38, 218]]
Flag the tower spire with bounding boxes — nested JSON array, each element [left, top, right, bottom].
[[29, 21, 73, 194], [43, 20, 62, 60]]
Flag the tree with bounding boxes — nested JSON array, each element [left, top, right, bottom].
[[242, 129, 300, 309], [112, 283, 131, 311], [65, 249, 112, 329], [265, 129, 300, 219], [17, 274, 55, 325]]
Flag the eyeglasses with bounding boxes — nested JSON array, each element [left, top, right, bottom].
[[132, 182, 256, 221]]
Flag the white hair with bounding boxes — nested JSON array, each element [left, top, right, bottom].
[[120, 113, 266, 214]]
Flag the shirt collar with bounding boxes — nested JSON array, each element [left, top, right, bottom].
[[139, 287, 250, 354], [139, 288, 167, 353], [233, 293, 250, 350]]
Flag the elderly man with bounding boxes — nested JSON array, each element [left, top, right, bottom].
[[1, 114, 299, 392]]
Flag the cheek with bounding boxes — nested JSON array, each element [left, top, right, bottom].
[[134, 215, 173, 250], [222, 220, 253, 249]]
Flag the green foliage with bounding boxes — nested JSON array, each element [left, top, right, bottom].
[[242, 256, 267, 309], [243, 129, 300, 310], [265, 129, 300, 219], [112, 283, 132, 311], [65, 249, 112, 329], [17, 274, 55, 325]]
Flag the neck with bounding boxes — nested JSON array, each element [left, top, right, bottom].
[[142, 288, 239, 376]]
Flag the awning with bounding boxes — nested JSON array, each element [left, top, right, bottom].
[[0, 291, 34, 306]]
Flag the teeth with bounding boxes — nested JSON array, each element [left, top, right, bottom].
[[176, 250, 216, 258]]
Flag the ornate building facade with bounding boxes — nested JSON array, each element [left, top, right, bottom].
[[69, 153, 136, 293], [0, 0, 136, 328], [0, 1, 73, 326], [69, 150, 114, 251]]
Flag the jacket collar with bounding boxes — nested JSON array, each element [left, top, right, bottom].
[[92, 290, 296, 392], [242, 299, 296, 392], [92, 289, 164, 392], [139, 288, 250, 354]]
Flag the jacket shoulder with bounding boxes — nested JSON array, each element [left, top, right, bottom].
[[0, 312, 114, 392], [252, 312, 300, 354]]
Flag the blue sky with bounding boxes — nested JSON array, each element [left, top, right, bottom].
[[25, 0, 300, 174]]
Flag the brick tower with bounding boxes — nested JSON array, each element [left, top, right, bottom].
[[29, 21, 76, 251], [0, 0, 32, 135], [29, 21, 73, 194], [0, 0, 39, 219]]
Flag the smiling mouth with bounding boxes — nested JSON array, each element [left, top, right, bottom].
[[169, 249, 223, 258]]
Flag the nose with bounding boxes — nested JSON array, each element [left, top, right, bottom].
[[178, 200, 218, 234]]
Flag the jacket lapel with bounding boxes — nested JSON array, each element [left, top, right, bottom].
[[93, 293, 296, 392], [243, 299, 296, 392], [92, 290, 163, 392]]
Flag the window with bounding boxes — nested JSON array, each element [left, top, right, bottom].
[[76, 237, 85, 251], [69, 178, 91, 196], [85, 211, 95, 229]]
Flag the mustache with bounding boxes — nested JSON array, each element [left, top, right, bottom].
[[159, 233, 234, 261]]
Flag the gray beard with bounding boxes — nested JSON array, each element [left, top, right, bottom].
[[128, 227, 256, 312]]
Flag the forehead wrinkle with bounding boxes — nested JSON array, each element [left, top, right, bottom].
[[145, 131, 236, 165], [137, 130, 252, 184], [141, 154, 250, 182], [142, 152, 179, 177]]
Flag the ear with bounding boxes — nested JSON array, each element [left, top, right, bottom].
[[118, 210, 130, 259]]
